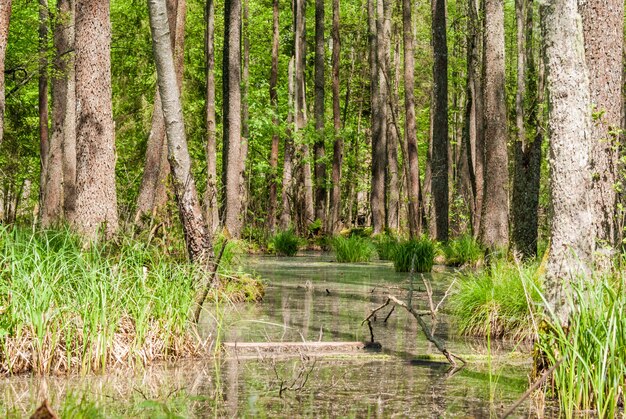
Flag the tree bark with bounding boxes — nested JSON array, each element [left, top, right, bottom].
[[280, 57, 296, 230], [72, 0, 118, 240], [148, 0, 213, 264], [0, 0, 11, 146], [469, 0, 484, 237], [581, 0, 623, 252], [135, 0, 185, 224], [240, 0, 250, 227], [328, 0, 342, 234], [431, 0, 449, 242], [42, 0, 75, 227], [542, 0, 593, 326], [268, 0, 280, 232], [313, 0, 326, 222], [479, 0, 509, 250], [222, 0, 243, 237], [38, 0, 50, 217], [204, 0, 219, 235], [402, 0, 422, 238]]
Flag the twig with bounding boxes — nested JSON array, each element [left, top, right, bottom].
[[383, 306, 395, 323], [435, 277, 457, 314], [500, 359, 563, 419]]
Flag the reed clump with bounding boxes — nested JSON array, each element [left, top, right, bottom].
[[392, 237, 437, 273], [269, 229, 301, 256], [331, 235, 375, 263]]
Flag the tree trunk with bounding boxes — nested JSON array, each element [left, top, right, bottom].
[[135, 0, 185, 224], [313, 0, 326, 222], [469, 0, 484, 237], [511, 0, 542, 259], [148, 0, 213, 264], [542, 0, 593, 326], [402, 0, 422, 238], [368, 0, 386, 234], [328, 0, 342, 234], [268, 0, 280, 232], [431, 0, 449, 242], [222, 0, 243, 237], [581, 0, 623, 253], [294, 0, 314, 226], [280, 57, 296, 230], [204, 0, 219, 235], [240, 0, 250, 228], [72, 0, 118, 240], [38, 0, 50, 217], [0, 0, 11, 146], [479, 0, 509, 250], [42, 0, 75, 227]]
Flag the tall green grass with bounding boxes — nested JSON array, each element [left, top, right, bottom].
[[0, 227, 222, 375], [450, 261, 541, 340], [374, 234, 399, 261], [442, 235, 483, 266], [269, 229, 301, 256], [392, 237, 437, 272], [535, 276, 625, 417], [331, 235, 374, 263]]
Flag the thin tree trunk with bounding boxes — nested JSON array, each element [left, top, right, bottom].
[[42, 0, 75, 227], [268, 0, 280, 232], [328, 0, 342, 234], [313, 0, 326, 222], [280, 58, 296, 230], [0, 0, 11, 146], [430, 0, 449, 242], [383, 1, 398, 232], [479, 0, 509, 250], [135, 0, 185, 224], [471, 0, 485, 237], [222, 0, 243, 237], [148, 0, 212, 264], [402, 0, 421, 238], [38, 0, 50, 216], [240, 0, 250, 228], [581, 0, 624, 254], [72, 0, 118, 240], [542, 0, 593, 326], [204, 0, 219, 235]]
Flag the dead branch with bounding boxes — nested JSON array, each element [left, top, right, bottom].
[[193, 239, 228, 323]]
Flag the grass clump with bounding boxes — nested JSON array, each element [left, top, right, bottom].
[[374, 234, 399, 261], [392, 237, 437, 272], [331, 235, 374, 263], [449, 261, 541, 340], [269, 229, 300, 256], [536, 276, 625, 417], [442, 235, 483, 266]]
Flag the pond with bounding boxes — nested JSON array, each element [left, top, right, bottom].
[[0, 254, 532, 417]]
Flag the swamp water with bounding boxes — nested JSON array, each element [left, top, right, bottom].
[[0, 254, 532, 418]]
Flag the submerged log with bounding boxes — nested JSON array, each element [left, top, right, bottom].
[[223, 341, 382, 357]]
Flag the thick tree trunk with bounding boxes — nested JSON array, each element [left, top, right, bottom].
[[542, 0, 593, 326], [204, 0, 219, 235], [0, 0, 11, 146], [294, 0, 314, 226], [280, 58, 296, 230], [222, 0, 243, 237], [402, 0, 422, 238], [581, 0, 623, 253], [135, 0, 185, 224], [268, 0, 280, 232], [42, 0, 75, 227], [479, 0, 509, 250], [511, 0, 542, 259], [328, 0, 342, 234], [431, 0, 449, 242], [72, 0, 118, 240], [313, 0, 326, 222], [38, 0, 50, 216], [148, 0, 212, 264], [368, 0, 386, 234]]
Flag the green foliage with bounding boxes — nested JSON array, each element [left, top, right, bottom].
[[536, 277, 626, 417], [392, 238, 437, 273], [331, 235, 374, 263], [449, 261, 541, 340], [442, 235, 483, 266], [269, 229, 300, 256], [373, 234, 399, 261]]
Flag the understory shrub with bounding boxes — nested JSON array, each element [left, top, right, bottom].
[[449, 261, 541, 340], [392, 237, 437, 272], [269, 229, 300, 256], [442, 235, 483, 266], [374, 234, 399, 261], [536, 277, 625, 418], [332, 235, 374, 262]]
